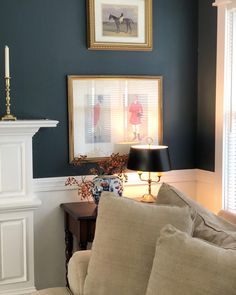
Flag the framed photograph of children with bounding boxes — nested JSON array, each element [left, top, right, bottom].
[[67, 75, 163, 162], [87, 0, 152, 51]]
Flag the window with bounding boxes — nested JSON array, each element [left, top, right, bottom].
[[214, 0, 236, 213], [224, 9, 236, 211]]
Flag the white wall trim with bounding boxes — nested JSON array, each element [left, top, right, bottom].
[[33, 177, 77, 192], [213, 0, 236, 8], [0, 198, 41, 212], [213, 0, 236, 211], [161, 169, 196, 183], [196, 169, 215, 184], [0, 286, 36, 295], [33, 169, 202, 193], [214, 2, 227, 212], [213, 0, 233, 7]]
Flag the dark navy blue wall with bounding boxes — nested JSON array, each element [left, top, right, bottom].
[[197, 0, 217, 171], [0, 0, 200, 177]]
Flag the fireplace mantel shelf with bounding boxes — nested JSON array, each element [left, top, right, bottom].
[[0, 119, 59, 135], [0, 119, 58, 128]]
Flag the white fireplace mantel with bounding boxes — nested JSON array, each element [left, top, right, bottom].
[[0, 119, 58, 295]]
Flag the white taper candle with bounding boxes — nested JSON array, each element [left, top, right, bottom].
[[5, 46, 10, 77]]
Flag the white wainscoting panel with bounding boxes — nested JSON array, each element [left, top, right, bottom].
[[0, 210, 35, 295], [0, 143, 24, 198], [0, 218, 26, 283]]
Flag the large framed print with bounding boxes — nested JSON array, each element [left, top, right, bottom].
[[87, 0, 152, 51], [67, 75, 163, 162]]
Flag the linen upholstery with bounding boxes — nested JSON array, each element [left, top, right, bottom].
[[68, 250, 91, 295], [146, 225, 236, 295], [157, 183, 236, 248], [83, 192, 193, 295], [31, 287, 72, 295]]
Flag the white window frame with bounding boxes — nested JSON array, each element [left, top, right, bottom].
[[214, 0, 236, 212]]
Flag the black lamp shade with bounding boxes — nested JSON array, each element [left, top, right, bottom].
[[127, 145, 171, 172]]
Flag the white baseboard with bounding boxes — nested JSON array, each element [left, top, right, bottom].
[[0, 287, 36, 295]]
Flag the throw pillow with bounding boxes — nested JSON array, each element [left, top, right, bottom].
[[156, 183, 236, 249], [146, 224, 236, 295], [83, 192, 193, 295]]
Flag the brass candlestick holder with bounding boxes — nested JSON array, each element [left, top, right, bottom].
[[137, 171, 162, 203], [1, 77, 17, 121]]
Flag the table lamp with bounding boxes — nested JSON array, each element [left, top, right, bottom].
[[127, 144, 171, 203]]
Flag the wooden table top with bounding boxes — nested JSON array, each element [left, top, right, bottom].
[[60, 202, 97, 220]]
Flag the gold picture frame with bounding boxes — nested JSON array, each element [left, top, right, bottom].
[[67, 75, 163, 162], [87, 0, 153, 51]]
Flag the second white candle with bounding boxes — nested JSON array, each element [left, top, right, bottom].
[[5, 46, 10, 77]]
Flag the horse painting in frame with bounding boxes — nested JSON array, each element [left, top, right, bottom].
[[87, 0, 153, 51]]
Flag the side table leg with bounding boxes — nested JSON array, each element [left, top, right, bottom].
[[79, 240, 88, 250], [79, 220, 88, 250], [64, 214, 73, 287], [65, 228, 73, 265]]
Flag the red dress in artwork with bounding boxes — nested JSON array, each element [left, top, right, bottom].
[[129, 102, 143, 125], [94, 102, 100, 127]]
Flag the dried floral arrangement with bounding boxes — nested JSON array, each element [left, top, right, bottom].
[[72, 153, 128, 177], [65, 176, 94, 201], [65, 153, 128, 201]]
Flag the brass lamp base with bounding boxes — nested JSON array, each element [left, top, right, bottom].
[[140, 193, 156, 203]]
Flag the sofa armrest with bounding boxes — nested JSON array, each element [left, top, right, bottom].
[[68, 250, 91, 295]]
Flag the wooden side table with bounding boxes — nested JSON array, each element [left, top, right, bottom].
[[60, 202, 97, 272]]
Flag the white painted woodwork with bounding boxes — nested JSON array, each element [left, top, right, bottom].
[[0, 143, 24, 197], [213, 0, 236, 212], [0, 120, 58, 295], [213, 0, 236, 9], [0, 218, 26, 282]]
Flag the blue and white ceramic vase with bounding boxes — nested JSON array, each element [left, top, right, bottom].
[[92, 175, 123, 205]]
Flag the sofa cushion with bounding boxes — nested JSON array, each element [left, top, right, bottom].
[[146, 225, 236, 295], [83, 192, 193, 295], [156, 183, 236, 249]]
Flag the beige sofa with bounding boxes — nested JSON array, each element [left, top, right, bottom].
[[33, 184, 236, 295]]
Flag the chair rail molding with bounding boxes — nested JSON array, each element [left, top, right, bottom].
[[33, 169, 197, 193], [0, 120, 58, 295]]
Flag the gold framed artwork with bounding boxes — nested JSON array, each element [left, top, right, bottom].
[[67, 75, 163, 162], [87, 0, 153, 51]]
